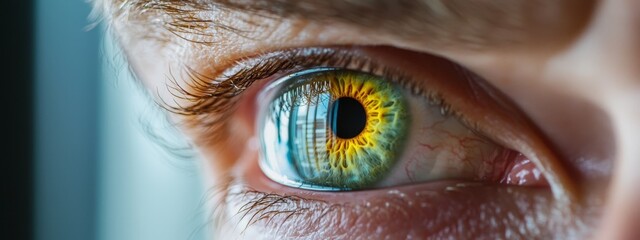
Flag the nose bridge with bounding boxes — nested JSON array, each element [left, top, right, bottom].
[[587, 1, 640, 239]]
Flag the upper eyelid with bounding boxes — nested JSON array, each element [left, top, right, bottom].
[[161, 47, 419, 141], [165, 47, 433, 115]]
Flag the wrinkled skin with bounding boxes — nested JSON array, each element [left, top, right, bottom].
[[97, 0, 640, 239]]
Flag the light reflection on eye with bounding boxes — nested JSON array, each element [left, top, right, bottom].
[[258, 67, 517, 191]]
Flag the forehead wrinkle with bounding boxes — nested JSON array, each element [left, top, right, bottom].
[[102, 0, 483, 46], [99, 0, 247, 47], [99, 0, 595, 53], [224, 0, 593, 51]]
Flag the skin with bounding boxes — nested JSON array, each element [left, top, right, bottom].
[[97, 0, 640, 239]]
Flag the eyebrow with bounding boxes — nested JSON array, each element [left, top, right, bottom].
[[109, 0, 594, 51]]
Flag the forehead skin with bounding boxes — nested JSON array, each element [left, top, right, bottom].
[[98, 0, 638, 98], [96, 0, 640, 238]]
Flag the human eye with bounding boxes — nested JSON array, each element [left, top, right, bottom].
[[258, 66, 538, 191], [180, 46, 582, 238], [258, 67, 414, 190], [244, 47, 566, 191]]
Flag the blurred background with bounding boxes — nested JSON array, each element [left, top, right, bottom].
[[5, 1, 206, 240]]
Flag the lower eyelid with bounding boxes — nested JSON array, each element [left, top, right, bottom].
[[215, 157, 588, 239]]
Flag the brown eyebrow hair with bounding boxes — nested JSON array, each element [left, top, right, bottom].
[[96, 0, 594, 51]]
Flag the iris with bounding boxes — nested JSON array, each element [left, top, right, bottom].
[[259, 68, 409, 190]]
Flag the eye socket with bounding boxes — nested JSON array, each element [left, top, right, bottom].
[[257, 66, 539, 191], [172, 46, 568, 196]]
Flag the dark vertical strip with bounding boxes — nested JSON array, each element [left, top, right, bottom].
[[33, 1, 99, 240], [1, 1, 34, 240]]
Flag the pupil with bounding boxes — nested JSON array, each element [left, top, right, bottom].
[[330, 97, 367, 139]]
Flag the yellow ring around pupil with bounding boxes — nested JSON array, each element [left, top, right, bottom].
[[260, 68, 409, 190], [315, 71, 408, 188]]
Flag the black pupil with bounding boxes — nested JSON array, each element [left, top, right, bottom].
[[330, 97, 367, 139]]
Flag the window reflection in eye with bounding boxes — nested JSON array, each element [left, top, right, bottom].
[[254, 51, 549, 192], [259, 68, 410, 190]]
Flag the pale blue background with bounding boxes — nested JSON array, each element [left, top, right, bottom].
[[34, 1, 206, 239]]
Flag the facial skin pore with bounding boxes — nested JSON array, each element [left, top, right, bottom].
[[95, 0, 640, 238]]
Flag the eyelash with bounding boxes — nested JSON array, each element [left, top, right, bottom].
[[206, 173, 357, 237], [204, 173, 319, 231], [163, 47, 455, 143]]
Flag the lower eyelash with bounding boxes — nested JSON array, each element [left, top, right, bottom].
[[205, 174, 350, 237]]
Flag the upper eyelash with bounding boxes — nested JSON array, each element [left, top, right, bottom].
[[161, 47, 426, 142]]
